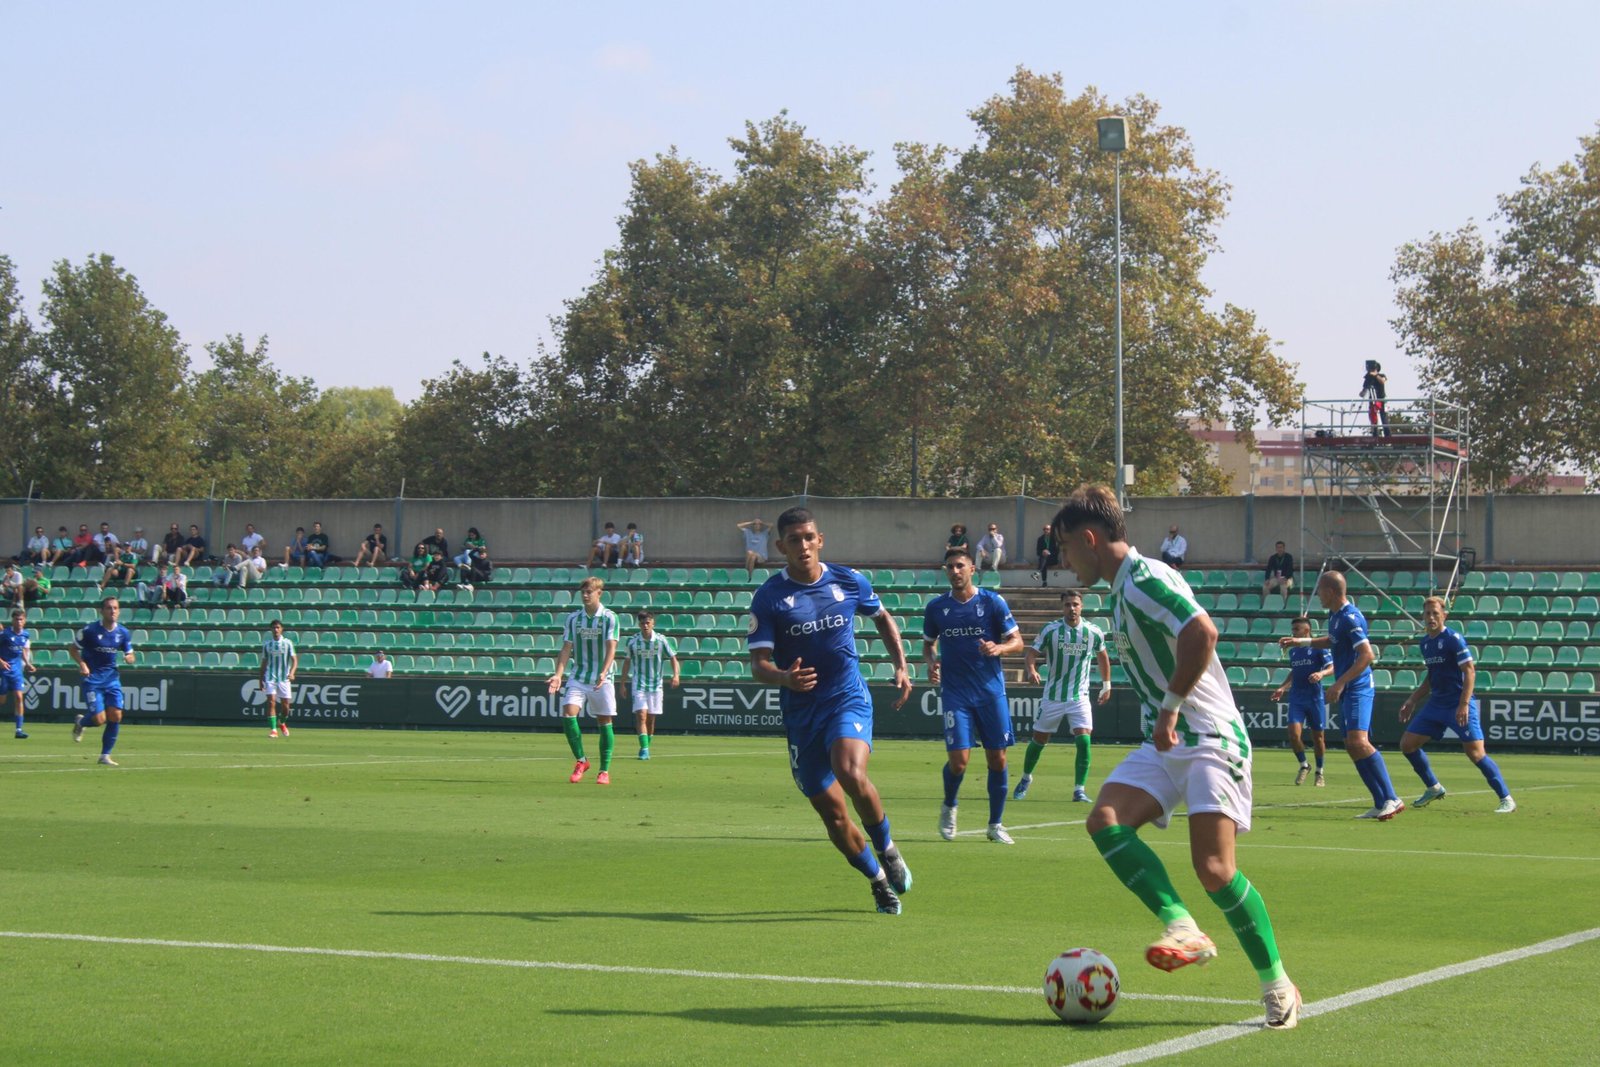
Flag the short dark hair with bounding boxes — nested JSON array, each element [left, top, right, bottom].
[[1060, 589, 1082, 602], [10, 608, 24, 619], [1275, 540, 1286, 548], [943, 547, 973, 565], [100, 596, 119, 608], [1291, 616, 1312, 629], [1052, 485, 1126, 543], [270, 618, 283, 628], [603, 521, 616, 529], [776, 507, 815, 537], [627, 522, 637, 530], [637, 609, 655, 623]]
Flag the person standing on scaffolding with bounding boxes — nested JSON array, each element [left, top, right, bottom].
[[1361, 360, 1390, 438]]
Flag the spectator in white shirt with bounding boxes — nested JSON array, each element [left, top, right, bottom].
[[125, 527, 154, 563], [243, 546, 269, 585], [23, 527, 51, 566], [586, 522, 623, 569], [1159, 525, 1189, 569], [367, 651, 393, 679], [976, 524, 1005, 572], [241, 523, 266, 555]]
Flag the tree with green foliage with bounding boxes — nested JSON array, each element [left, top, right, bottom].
[[298, 386, 404, 497], [391, 354, 539, 497], [0, 256, 52, 496], [1392, 124, 1600, 490], [190, 334, 319, 497]]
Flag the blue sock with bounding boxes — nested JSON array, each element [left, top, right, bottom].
[[1315, 751, 1325, 770], [846, 843, 883, 880], [1368, 750, 1398, 802], [13, 712, 22, 730], [865, 816, 893, 855], [101, 721, 120, 755], [987, 769, 1008, 824], [1294, 750, 1308, 767], [1352, 753, 1379, 800], [1473, 755, 1509, 799], [942, 764, 963, 808], [1404, 748, 1438, 788]]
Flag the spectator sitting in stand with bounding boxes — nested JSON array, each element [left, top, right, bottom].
[[420, 527, 449, 562], [353, 523, 390, 567], [281, 526, 309, 568], [586, 522, 621, 569], [161, 565, 189, 613], [620, 523, 645, 568], [458, 545, 493, 589], [736, 518, 770, 578], [0, 564, 22, 605], [136, 563, 170, 611], [1035, 523, 1059, 587], [1263, 540, 1296, 607], [50, 527, 75, 566], [22, 526, 51, 566], [125, 527, 153, 564], [64, 524, 95, 567], [976, 523, 1005, 572], [452, 527, 486, 567], [305, 522, 330, 569], [400, 544, 431, 592], [159, 523, 185, 565], [99, 542, 140, 591], [944, 523, 970, 560], [213, 544, 247, 587], [1159, 524, 1188, 569], [367, 650, 393, 678], [91, 521, 119, 565], [242, 546, 269, 587], [240, 523, 266, 557], [176, 524, 207, 567], [421, 551, 453, 592], [21, 566, 51, 607]]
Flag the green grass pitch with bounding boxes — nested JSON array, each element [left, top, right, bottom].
[[2, 726, 1597, 1065]]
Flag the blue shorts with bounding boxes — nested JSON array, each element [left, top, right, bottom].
[[83, 679, 125, 714], [1287, 693, 1326, 731], [0, 671, 25, 695], [1405, 696, 1483, 742], [1337, 685, 1374, 733], [942, 690, 1014, 752], [786, 703, 874, 798]]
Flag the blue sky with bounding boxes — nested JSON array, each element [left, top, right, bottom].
[[6, 1, 1597, 415]]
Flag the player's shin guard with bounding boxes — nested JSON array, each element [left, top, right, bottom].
[[846, 843, 883, 880], [598, 721, 615, 770], [101, 721, 120, 756], [1473, 754, 1509, 799], [562, 716, 585, 760], [986, 769, 1007, 825], [1074, 734, 1092, 788], [1404, 747, 1438, 787], [942, 764, 963, 808], [1022, 740, 1046, 776], [864, 816, 892, 855], [1091, 824, 1190, 925], [1207, 871, 1286, 983]]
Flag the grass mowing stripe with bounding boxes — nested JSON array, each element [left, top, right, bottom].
[[0, 931, 1257, 1005], [1062, 926, 1600, 1067], [0, 748, 756, 775]]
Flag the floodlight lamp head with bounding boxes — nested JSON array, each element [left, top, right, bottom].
[[1097, 116, 1128, 152]]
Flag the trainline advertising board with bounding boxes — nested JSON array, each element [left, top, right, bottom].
[[18, 671, 1600, 752]]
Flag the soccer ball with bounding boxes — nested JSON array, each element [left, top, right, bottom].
[[1044, 948, 1120, 1023]]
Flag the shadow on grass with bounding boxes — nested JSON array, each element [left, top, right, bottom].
[[373, 908, 858, 925], [550, 1003, 1173, 1029]]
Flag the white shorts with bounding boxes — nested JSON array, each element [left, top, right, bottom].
[[562, 679, 616, 718], [263, 679, 292, 701], [1104, 743, 1253, 833], [1035, 697, 1093, 735], [632, 689, 663, 715]]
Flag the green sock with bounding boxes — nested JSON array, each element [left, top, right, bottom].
[[1206, 871, 1287, 983], [599, 722, 615, 770], [1022, 740, 1047, 776], [563, 716, 585, 760], [1091, 824, 1190, 925], [1074, 734, 1092, 787], [268, 714, 277, 729], [640, 732, 650, 751]]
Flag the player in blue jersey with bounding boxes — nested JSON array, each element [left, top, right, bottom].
[[1397, 596, 1515, 813], [923, 548, 1024, 845], [68, 596, 136, 766], [0, 608, 37, 738], [1281, 571, 1401, 820], [1269, 617, 1331, 787], [747, 507, 914, 915]]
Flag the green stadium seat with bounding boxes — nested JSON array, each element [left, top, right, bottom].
[[1509, 572, 1535, 593], [1463, 619, 1489, 640], [1488, 620, 1514, 641], [1477, 645, 1505, 666], [1550, 596, 1575, 615], [1578, 596, 1600, 616], [1504, 646, 1530, 667], [1566, 621, 1591, 641], [1234, 642, 1261, 663], [1513, 620, 1539, 641], [1540, 621, 1566, 641], [1369, 669, 1392, 689], [1214, 640, 1236, 661], [1214, 593, 1239, 612], [1500, 594, 1527, 617], [1485, 572, 1510, 591], [1474, 595, 1500, 617], [1534, 572, 1560, 593], [1530, 646, 1555, 668], [1388, 572, 1415, 592], [1558, 572, 1583, 593], [1224, 617, 1249, 637], [1525, 595, 1550, 615], [1571, 673, 1596, 695], [1225, 666, 1246, 686], [1556, 646, 1581, 668], [413, 654, 435, 672], [1248, 618, 1275, 638], [393, 655, 415, 671]]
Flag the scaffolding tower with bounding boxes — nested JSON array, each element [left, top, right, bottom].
[[1299, 396, 1471, 611]]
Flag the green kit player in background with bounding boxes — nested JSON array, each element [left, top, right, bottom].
[[548, 576, 620, 785], [1052, 485, 1300, 1030], [619, 609, 680, 760], [1017, 589, 1111, 803], [260, 619, 298, 737]]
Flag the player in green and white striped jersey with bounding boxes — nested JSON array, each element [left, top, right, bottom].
[[1052, 485, 1300, 1031], [1017, 589, 1111, 803], [547, 577, 620, 784], [619, 609, 680, 760], [260, 619, 298, 738]]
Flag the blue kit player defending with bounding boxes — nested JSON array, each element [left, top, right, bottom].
[[1397, 597, 1515, 813], [1282, 571, 1401, 819], [1269, 616, 1331, 787], [69, 596, 136, 766], [0, 608, 37, 738], [747, 508, 915, 915], [923, 548, 1025, 844]]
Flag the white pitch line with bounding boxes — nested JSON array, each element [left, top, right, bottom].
[[0, 931, 1255, 1005], [0, 749, 754, 775], [1063, 925, 1600, 1067]]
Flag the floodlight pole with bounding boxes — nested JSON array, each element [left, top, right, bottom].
[[1098, 116, 1130, 511]]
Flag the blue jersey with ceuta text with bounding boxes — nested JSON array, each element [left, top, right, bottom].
[[0, 628, 31, 678], [1420, 627, 1473, 705], [747, 563, 881, 731], [1327, 602, 1372, 692], [922, 588, 1017, 708], [75, 622, 133, 684], [1289, 644, 1332, 696]]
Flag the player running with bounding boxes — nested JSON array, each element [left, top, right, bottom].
[[1053, 485, 1300, 1030], [548, 577, 621, 785], [1017, 589, 1111, 803], [260, 619, 298, 737], [922, 548, 1024, 844], [0, 608, 37, 738], [69, 596, 136, 766], [1281, 571, 1402, 820], [1269, 616, 1331, 786], [747, 507, 913, 915], [1397, 596, 1515, 813], [619, 609, 680, 760]]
